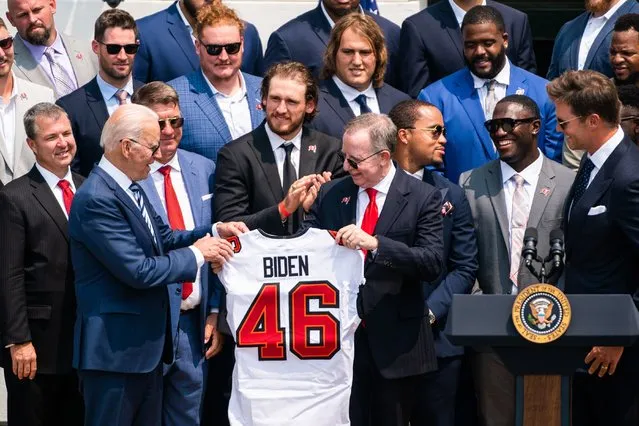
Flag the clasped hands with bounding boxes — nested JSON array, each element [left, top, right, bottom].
[[280, 172, 332, 220], [193, 221, 248, 273]]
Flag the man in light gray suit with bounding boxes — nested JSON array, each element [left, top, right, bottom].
[[6, 0, 97, 98], [459, 94, 574, 426]]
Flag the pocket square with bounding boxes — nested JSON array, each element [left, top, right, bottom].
[[201, 193, 213, 201], [587, 205, 607, 216], [441, 201, 454, 216]]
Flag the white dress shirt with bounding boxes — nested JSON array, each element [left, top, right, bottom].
[[356, 163, 396, 228], [35, 163, 75, 219], [332, 76, 381, 116], [96, 74, 134, 116], [176, 2, 196, 45], [586, 126, 625, 187], [150, 156, 203, 311], [0, 72, 18, 171], [578, 0, 629, 70], [320, 1, 365, 27], [265, 122, 302, 184], [449, 0, 487, 27], [472, 59, 511, 120], [203, 71, 252, 140], [408, 168, 424, 181], [21, 33, 77, 88]]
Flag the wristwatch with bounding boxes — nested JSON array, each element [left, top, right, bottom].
[[428, 310, 436, 326]]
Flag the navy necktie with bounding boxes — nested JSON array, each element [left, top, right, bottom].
[[355, 94, 372, 114], [572, 158, 595, 206]]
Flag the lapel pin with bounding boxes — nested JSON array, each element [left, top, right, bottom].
[[75, 52, 83, 60], [308, 145, 316, 153], [20, 92, 27, 100], [515, 88, 525, 95], [341, 196, 351, 205], [540, 187, 551, 197], [256, 103, 263, 111]]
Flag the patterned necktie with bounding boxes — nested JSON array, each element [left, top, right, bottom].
[[158, 166, 193, 299], [129, 182, 158, 246], [115, 89, 128, 106], [509, 174, 529, 291], [43, 47, 76, 98], [572, 157, 595, 206], [57, 179, 74, 215], [484, 79, 498, 120], [355, 94, 373, 115]]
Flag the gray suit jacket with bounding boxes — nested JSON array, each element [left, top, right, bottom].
[[0, 77, 55, 185], [12, 34, 97, 95], [459, 156, 575, 294]]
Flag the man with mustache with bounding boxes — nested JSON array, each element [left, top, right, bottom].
[[618, 84, 639, 144], [610, 13, 639, 88], [418, 5, 562, 184], [6, 0, 97, 98], [56, 9, 144, 178]]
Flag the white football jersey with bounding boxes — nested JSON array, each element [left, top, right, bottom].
[[218, 228, 366, 426]]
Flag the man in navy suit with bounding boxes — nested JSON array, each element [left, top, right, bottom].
[[134, 0, 263, 82], [548, 70, 639, 426], [389, 99, 478, 426], [310, 13, 409, 139], [133, 82, 221, 426], [69, 103, 246, 426], [399, 0, 536, 98], [263, 0, 400, 86], [57, 9, 144, 177], [419, 6, 562, 184], [168, 3, 264, 163], [304, 113, 444, 426]]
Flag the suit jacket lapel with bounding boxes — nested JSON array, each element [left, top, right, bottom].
[[375, 85, 396, 114], [310, 6, 332, 47], [455, 70, 496, 159], [14, 88, 33, 171], [249, 124, 284, 202], [527, 157, 555, 229], [569, 14, 590, 70], [60, 34, 91, 86], [375, 171, 409, 236], [506, 67, 529, 97], [298, 126, 318, 179], [191, 72, 233, 141], [338, 178, 358, 227], [13, 37, 50, 87], [167, 3, 199, 69], [438, 1, 464, 58], [138, 175, 168, 224], [85, 78, 110, 130], [244, 73, 263, 129], [179, 151, 204, 226], [485, 161, 510, 252], [321, 79, 355, 126], [29, 166, 69, 241]]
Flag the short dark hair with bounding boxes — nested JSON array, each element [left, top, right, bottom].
[[496, 95, 541, 118], [614, 13, 639, 33], [261, 62, 318, 122], [461, 5, 506, 33], [388, 99, 438, 130], [617, 84, 639, 109], [94, 9, 138, 42]]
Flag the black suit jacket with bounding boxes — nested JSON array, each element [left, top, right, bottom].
[[0, 166, 84, 374], [399, 0, 537, 97], [56, 77, 144, 177], [563, 137, 639, 372], [214, 123, 345, 235], [304, 169, 444, 378], [310, 78, 411, 140]]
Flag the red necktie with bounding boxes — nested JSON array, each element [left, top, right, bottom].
[[360, 188, 379, 257], [158, 165, 193, 299], [57, 179, 74, 215]]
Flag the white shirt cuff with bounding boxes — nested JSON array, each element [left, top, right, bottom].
[[209, 308, 219, 314], [189, 245, 205, 268], [211, 222, 221, 238]]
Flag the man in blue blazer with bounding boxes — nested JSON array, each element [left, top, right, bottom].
[[263, 0, 400, 86], [134, 0, 263, 82], [168, 3, 264, 163], [70, 104, 245, 426], [310, 13, 410, 139], [419, 6, 562, 184], [399, 0, 536, 98], [390, 99, 478, 426], [134, 82, 221, 426]]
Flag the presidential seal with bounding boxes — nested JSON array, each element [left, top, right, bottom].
[[512, 284, 571, 344]]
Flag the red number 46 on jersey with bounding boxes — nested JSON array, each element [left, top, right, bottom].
[[236, 281, 341, 361]]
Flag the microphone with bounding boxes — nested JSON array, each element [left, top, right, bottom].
[[548, 229, 565, 269], [104, 0, 123, 8], [522, 227, 538, 267]]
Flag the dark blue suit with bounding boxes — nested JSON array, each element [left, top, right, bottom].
[[419, 64, 563, 183], [56, 77, 144, 177], [547, 0, 639, 80], [70, 165, 211, 425], [134, 2, 264, 83], [263, 5, 400, 85], [310, 78, 410, 139], [399, 0, 536, 98]]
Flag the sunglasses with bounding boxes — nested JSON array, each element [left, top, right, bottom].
[[199, 41, 241, 56], [0, 36, 13, 50], [158, 117, 184, 130], [98, 41, 139, 55], [484, 117, 538, 134], [337, 149, 386, 170], [122, 137, 160, 155], [556, 116, 583, 130], [406, 125, 447, 139]]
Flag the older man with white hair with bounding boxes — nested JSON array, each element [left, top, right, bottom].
[[68, 103, 247, 426]]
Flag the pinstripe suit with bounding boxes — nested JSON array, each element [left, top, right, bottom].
[[168, 71, 264, 163]]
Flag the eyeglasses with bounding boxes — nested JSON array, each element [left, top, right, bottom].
[[98, 41, 140, 55], [0, 36, 13, 50], [484, 117, 538, 134], [337, 149, 387, 170], [557, 116, 583, 130], [122, 137, 160, 155], [621, 115, 639, 123], [406, 125, 447, 139], [198, 41, 241, 56], [158, 117, 184, 130]]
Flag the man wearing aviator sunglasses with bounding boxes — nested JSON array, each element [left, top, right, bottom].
[[56, 9, 145, 177]]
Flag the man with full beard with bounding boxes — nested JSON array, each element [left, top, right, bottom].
[[418, 5, 562, 184], [610, 13, 639, 88], [6, 0, 97, 98], [56, 9, 144, 177]]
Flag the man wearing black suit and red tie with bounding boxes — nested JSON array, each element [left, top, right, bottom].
[[0, 103, 84, 425], [547, 70, 639, 426], [304, 113, 444, 426]]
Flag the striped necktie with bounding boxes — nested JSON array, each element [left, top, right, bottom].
[[129, 182, 158, 246], [43, 47, 77, 98]]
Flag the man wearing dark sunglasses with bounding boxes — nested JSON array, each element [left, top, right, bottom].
[[168, 3, 264, 163], [460, 94, 574, 426], [6, 0, 97, 97], [618, 82, 639, 145], [56, 9, 145, 178]]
